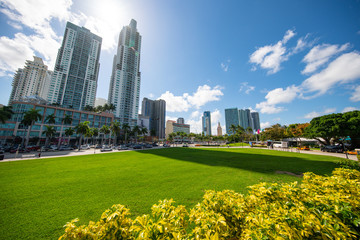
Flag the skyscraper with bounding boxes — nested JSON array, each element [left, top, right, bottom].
[[251, 112, 261, 132], [202, 111, 211, 136], [225, 108, 240, 134], [141, 97, 166, 139], [225, 107, 261, 134], [9, 56, 51, 105], [47, 22, 102, 110], [108, 19, 141, 127]]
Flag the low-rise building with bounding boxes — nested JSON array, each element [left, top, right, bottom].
[[165, 120, 190, 138], [0, 99, 114, 145]]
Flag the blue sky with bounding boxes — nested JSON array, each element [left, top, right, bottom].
[[0, 0, 359, 133]]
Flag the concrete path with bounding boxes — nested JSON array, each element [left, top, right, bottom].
[[0, 145, 358, 163]]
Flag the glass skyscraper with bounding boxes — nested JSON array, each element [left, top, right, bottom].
[[202, 111, 212, 136], [108, 19, 141, 127], [47, 22, 102, 110], [141, 97, 166, 139], [225, 107, 261, 134]]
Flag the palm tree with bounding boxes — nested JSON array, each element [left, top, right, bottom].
[[122, 123, 130, 144], [91, 127, 99, 145], [108, 103, 116, 113], [75, 121, 90, 151], [100, 125, 110, 145], [110, 121, 121, 145], [42, 125, 56, 147], [58, 114, 72, 149], [230, 124, 237, 136], [64, 127, 75, 146], [84, 128, 93, 144], [132, 125, 141, 143], [141, 127, 148, 143], [23, 109, 42, 148], [45, 114, 56, 125], [0, 106, 14, 124]]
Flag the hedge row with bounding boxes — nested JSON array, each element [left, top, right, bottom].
[[59, 168, 360, 239]]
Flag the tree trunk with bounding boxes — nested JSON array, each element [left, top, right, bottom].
[[58, 125, 64, 149], [25, 125, 32, 148]]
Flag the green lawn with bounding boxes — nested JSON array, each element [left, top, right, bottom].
[[0, 148, 340, 239]]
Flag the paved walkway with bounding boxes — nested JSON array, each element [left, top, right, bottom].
[[0, 146, 358, 163]]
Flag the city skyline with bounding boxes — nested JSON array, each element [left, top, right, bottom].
[[0, 0, 359, 134]]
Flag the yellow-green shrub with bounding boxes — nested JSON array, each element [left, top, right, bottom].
[[59, 168, 360, 239]]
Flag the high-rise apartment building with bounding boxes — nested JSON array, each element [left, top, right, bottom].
[[251, 112, 261, 132], [9, 57, 51, 105], [47, 22, 102, 110], [202, 111, 212, 136], [141, 97, 166, 139], [108, 19, 141, 127], [225, 108, 240, 134], [217, 122, 223, 136], [225, 107, 261, 134]]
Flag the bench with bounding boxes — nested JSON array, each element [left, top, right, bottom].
[[21, 154, 36, 158]]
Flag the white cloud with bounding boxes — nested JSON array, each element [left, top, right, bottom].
[[220, 59, 230, 72], [249, 30, 296, 74], [301, 52, 360, 98], [255, 101, 284, 114], [159, 85, 224, 113], [211, 109, 221, 134], [186, 85, 224, 109], [148, 93, 155, 98], [265, 85, 299, 105], [255, 85, 299, 114], [186, 118, 202, 134], [190, 111, 200, 119], [304, 108, 336, 119], [350, 85, 360, 102], [239, 82, 255, 94], [302, 43, 349, 74], [260, 122, 271, 129], [342, 107, 359, 113], [304, 111, 321, 119], [158, 91, 191, 113]]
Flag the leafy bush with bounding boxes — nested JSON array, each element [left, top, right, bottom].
[[337, 158, 360, 171], [60, 168, 360, 239]]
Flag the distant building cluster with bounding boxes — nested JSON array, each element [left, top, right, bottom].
[[3, 19, 264, 143], [225, 108, 260, 134]]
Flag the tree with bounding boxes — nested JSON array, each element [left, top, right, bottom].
[[64, 127, 75, 145], [58, 114, 72, 149], [0, 106, 14, 124], [75, 121, 90, 150], [108, 103, 116, 113], [132, 125, 141, 143], [305, 111, 360, 149], [45, 114, 56, 125], [263, 124, 287, 141], [141, 127, 148, 142], [91, 127, 99, 145], [150, 129, 156, 142], [122, 123, 130, 143], [110, 121, 121, 145], [42, 125, 56, 147], [100, 125, 110, 145], [286, 123, 310, 147], [22, 108, 42, 147]]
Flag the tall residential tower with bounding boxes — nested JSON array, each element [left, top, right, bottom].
[[141, 97, 166, 139], [108, 19, 141, 127], [9, 56, 51, 105], [47, 22, 102, 110], [202, 111, 212, 136]]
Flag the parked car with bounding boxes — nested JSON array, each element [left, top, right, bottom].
[[182, 144, 189, 147], [132, 144, 143, 149], [152, 143, 158, 147], [100, 145, 113, 152], [26, 145, 40, 151], [321, 145, 344, 153], [163, 144, 170, 147], [118, 145, 128, 150], [10, 148, 30, 153], [144, 144, 153, 148], [95, 144, 103, 149], [58, 146, 74, 151], [80, 144, 91, 150]]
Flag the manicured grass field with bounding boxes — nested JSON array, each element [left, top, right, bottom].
[[0, 148, 340, 239]]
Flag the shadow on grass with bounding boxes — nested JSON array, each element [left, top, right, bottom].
[[137, 147, 338, 176]]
